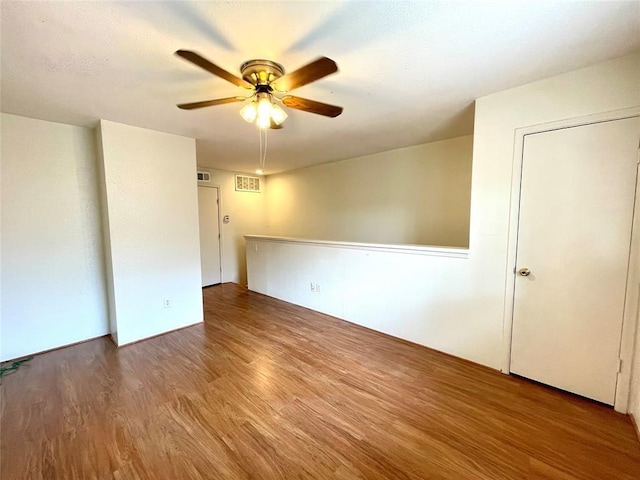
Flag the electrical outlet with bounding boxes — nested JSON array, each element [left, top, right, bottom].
[[310, 282, 315, 292], [316, 284, 321, 292], [164, 299, 171, 309]]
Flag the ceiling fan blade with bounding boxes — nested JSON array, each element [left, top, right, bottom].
[[175, 50, 252, 89], [177, 96, 246, 110], [282, 96, 343, 117], [271, 57, 338, 92]]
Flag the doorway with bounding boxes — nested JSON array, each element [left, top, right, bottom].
[[510, 116, 640, 406], [198, 185, 222, 287]]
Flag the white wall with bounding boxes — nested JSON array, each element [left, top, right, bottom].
[[266, 136, 473, 248], [196, 168, 268, 286], [247, 53, 640, 378], [1, 114, 109, 361], [247, 236, 473, 357], [98, 120, 202, 346], [473, 52, 640, 413]]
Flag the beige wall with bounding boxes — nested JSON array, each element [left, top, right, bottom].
[[1, 114, 109, 361], [265, 135, 473, 247]]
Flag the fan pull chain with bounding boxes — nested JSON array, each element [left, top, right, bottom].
[[258, 128, 268, 172], [262, 129, 268, 170], [258, 127, 262, 168]]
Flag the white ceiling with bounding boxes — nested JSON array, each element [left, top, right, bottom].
[[2, 1, 639, 175]]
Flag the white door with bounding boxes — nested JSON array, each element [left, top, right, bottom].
[[511, 117, 640, 405], [198, 186, 222, 287]]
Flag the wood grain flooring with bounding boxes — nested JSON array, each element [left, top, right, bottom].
[[2, 283, 640, 479]]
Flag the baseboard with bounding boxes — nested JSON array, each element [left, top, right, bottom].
[[1, 334, 110, 363], [631, 412, 640, 444], [114, 319, 203, 348]]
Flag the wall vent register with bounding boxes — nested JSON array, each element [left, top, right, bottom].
[[235, 174, 261, 192], [197, 171, 211, 182]]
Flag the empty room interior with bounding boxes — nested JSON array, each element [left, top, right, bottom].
[[2, 1, 640, 479]]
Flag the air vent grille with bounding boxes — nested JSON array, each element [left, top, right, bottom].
[[197, 171, 211, 182], [235, 174, 261, 192]]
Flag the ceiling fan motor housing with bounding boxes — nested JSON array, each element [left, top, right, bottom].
[[240, 59, 285, 86]]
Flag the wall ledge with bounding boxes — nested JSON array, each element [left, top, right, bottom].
[[244, 235, 469, 259]]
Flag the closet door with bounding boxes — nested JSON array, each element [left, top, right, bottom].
[[511, 117, 639, 405], [198, 186, 222, 287]]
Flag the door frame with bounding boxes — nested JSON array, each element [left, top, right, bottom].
[[501, 106, 640, 413], [197, 184, 224, 285]]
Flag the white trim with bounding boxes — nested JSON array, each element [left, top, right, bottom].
[[244, 235, 470, 259], [501, 106, 640, 413], [616, 161, 640, 413]]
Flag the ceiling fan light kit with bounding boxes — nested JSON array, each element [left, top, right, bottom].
[[238, 92, 287, 129]]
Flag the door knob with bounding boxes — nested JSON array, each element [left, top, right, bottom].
[[518, 268, 531, 277]]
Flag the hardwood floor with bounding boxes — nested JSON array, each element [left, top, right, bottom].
[[2, 283, 640, 479]]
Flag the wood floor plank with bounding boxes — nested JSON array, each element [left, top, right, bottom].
[[2, 283, 640, 479]]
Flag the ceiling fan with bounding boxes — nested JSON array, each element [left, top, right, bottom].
[[175, 50, 343, 129]]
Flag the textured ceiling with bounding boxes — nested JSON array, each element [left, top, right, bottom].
[[2, 1, 639, 174]]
